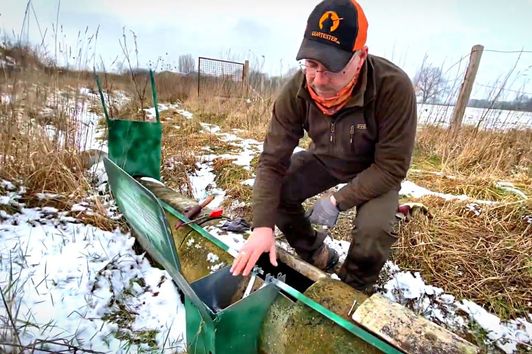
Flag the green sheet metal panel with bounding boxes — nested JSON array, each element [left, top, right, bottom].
[[104, 157, 217, 328], [103, 157, 179, 272], [105, 159, 279, 353], [186, 267, 279, 354], [95, 70, 162, 180], [214, 284, 279, 353], [107, 118, 162, 180]]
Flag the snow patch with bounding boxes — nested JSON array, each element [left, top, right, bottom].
[[400, 180, 496, 204], [0, 184, 186, 352], [379, 261, 532, 353]]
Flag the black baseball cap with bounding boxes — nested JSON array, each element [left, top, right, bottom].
[[296, 0, 368, 72]]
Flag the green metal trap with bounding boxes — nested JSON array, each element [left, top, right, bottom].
[[104, 157, 278, 353]]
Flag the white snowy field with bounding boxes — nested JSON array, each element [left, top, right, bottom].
[[417, 103, 532, 130], [0, 90, 531, 353]]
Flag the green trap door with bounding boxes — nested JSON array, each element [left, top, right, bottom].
[[96, 70, 162, 180], [186, 267, 279, 354]]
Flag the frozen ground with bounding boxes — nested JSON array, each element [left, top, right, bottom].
[[0, 98, 530, 353]]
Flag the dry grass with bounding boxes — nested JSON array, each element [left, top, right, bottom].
[[155, 71, 196, 103], [158, 107, 256, 218], [0, 45, 126, 232], [416, 125, 532, 177], [0, 139, 121, 231], [393, 196, 531, 319], [209, 158, 253, 218], [158, 101, 259, 218], [404, 126, 531, 318], [186, 95, 273, 141], [159, 108, 244, 195], [403, 126, 531, 318], [407, 170, 531, 201]]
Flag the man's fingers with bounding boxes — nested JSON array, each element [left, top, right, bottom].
[[269, 244, 278, 267], [231, 250, 250, 276], [231, 255, 246, 275], [230, 251, 241, 272], [242, 250, 262, 276]]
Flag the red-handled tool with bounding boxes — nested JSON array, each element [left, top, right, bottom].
[[175, 208, 224, 228], [208, 209, 224, 218], [175, 195, 214, 229], [175, 197, 226, 229]]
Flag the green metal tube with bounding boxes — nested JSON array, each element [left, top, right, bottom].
[[141, 180, 479, 354]]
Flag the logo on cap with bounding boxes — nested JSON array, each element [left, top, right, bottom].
[[319, 11, 343, 32]]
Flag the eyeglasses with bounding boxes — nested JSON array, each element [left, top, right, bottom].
[[299, 61, 346, 78], [299, 52, 361, 78]]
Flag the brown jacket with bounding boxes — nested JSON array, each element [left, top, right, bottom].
[[253, 54, 417, 229]]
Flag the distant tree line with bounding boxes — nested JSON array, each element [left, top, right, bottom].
[[469, 96, 532, 112]]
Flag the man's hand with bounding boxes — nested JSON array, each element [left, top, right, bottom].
[[230, 227, 278, 276], [308, 195, 339, 228]]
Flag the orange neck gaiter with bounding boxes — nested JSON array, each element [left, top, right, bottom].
[[307, 73, 358, 116]]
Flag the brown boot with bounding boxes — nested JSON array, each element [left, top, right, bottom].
[[308, 244, 339, 272]]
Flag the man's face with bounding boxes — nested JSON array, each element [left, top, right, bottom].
[[304, 47, 368, 98]]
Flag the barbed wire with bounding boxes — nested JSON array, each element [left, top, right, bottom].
[[484, 49, 532, 54], [469, 48, 532, 54], [437, 47, 530, 94], [443, 47, 531, 76]]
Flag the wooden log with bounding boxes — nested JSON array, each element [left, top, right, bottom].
[[276, 248, 328, 283], [353, 294, 479, 354]]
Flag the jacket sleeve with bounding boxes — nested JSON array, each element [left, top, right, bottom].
[[252, 76, 305, 229], [333, 73, 417, 210]]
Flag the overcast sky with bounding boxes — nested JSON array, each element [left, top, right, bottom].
[[1, 0, 531, 99]]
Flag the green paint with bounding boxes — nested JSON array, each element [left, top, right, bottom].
[[103, 157, 212, 324], [95, 70, 162, 180], [185, 268, 279, 354]]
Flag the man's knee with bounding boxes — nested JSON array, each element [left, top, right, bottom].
[[356, 218, 394, 239], [354, 190, 399, 249], [278, 183, 303, 211], [354, 218, 398, 258], [277, 152, 313, 206], [279, 151, 339, 206]]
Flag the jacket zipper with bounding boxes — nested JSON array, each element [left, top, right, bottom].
[[350, 124, 355, 146], [329, 122, 335, 144]]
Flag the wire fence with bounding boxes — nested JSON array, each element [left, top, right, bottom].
[[197, 57, 247, 98], [416, 47, 532, 130]]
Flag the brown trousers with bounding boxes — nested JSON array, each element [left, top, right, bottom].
[[276, 151, 399, 291]]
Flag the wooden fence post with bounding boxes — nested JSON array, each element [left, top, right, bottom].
[[450, 44, 484, 133], [197, 57, 201, 97], [243, 60, 250, 97]]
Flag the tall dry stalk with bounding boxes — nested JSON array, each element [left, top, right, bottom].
[[1, 23, 104, 204], [118, 28, 149, 120]]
